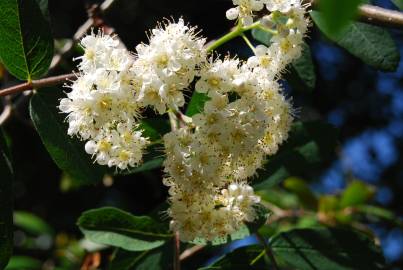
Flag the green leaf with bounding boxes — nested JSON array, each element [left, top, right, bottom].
[[251, 28, 273, 46], [289, 43, 316, 92], [110, 242, 173, 270], [339, 181, 374, 208], [139, 118, 170, 141], [122, 157, 164, 175], [0, 130, 13, 269], [205, 245, 267, 269], [13, 211, 54, 236], [186, 92, 209, 116], [318, 0, 363, 34], [283, 177, 318, 210], [5, 256, 42, 270], [311, 11, 400, 72], [391, 0, 403, 10], [30, 88, 106, 185], [270, 227, 385, 270], [78, 207, 172, 252], [0, 0, 54, 80], [253, 121, 338, 190]]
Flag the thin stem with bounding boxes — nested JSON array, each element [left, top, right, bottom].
[[206, 21, 261, 52], [0, 73, 75, 97], [241, 33, 256, 54], [256, 233, 279, 270], [173, 231, 181, 270]]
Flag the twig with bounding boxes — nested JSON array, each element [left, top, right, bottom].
[[0, 73, 75, 97], [173, 231, 181, 270], [179, 245, 205, 261], [50, 0, 118, 70], [0, 2, 402, 98], [256, 233, 279, 270]]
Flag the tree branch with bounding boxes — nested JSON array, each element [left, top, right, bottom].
[[305, 0, 403, 28], [173, 231, 181, 270], [0, 73, 75, 97], [0, 2, 402, 98]]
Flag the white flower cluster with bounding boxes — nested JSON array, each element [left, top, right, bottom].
[[163, 0, 309, 242], [60, 0, 309, 241], [60, 20, 206, 170], [133, 19, 207, 114], [60, 32, 149, 170], [226, 0, 307, 26]]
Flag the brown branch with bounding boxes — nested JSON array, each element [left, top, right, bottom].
[[179, 245, 205, 261], [0, 73, 75, 97], [305, 0, 403, 28], [173, 231, 181, 270], [0, 2, 402, 99]]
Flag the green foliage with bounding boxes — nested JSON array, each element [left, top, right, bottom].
[[392, 0, 403, 10], [252, 29, 316, 92], [139, 118, 170, 141], [318, 0, 363, 34], [186, 92, 209, 116], [13, 211, 54, 236], [4, 256, 42, 270], [270, 227, 385, 270], [253, 121, 338, 190], [0, 131, 13, 269], [0, 0, 53, 80], [339, 181, 374, 208], [204, 245, 267, 269], [77, 207, 172, 251], [109, 242, 173, 270], [30, 88, 106, 185], [288, 43, 316, 92], [311, 11, 400, 72], [284, 177, 318, 210], [251, 28, 272, 46]]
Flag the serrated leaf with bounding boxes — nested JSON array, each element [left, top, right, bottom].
[[289, 43, 316, 91], [0, 131, 13, 269], [186, 92, 209, 116], [311, 11, 400, 72], [205, 245, 267, 269], [4, 256, 42, 270], [270, 227, 385, 270], [78, 207, 172, 252], [30, 88, 106, 185], [0, 0, 54, 80], [253, 121, 338, 190]]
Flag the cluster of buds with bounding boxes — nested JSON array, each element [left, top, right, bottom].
[[60, 0, 310, 241]]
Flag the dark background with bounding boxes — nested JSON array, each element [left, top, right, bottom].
[[1, 0, 402, 268]]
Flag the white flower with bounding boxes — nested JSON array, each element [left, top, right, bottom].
[[226, 0, 267, 26], [134, 18, 207, 113], [265, 0, 301, 13]]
